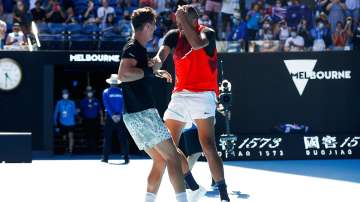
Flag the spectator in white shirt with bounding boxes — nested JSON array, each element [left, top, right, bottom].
[[5, 23, 26, 47], [97, 0, 115, 25], [284, 27, 305, 52]]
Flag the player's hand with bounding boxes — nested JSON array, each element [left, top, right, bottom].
[[148, 57, 162, 69], [154, 70, 172, 83], [175, 6, 187, 22]]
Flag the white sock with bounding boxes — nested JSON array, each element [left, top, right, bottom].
[[144, 192, 157, 202], [176, 192, 188, 202]]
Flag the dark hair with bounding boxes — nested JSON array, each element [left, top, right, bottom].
[[131, 7, 156, 31]]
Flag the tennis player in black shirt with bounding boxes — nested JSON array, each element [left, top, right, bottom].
[[117, 7, 188, 202]]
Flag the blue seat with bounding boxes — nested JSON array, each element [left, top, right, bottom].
[[36, 22, 50, 34], [82, 23, 99, 34], [66, 23, 83, 34], [48, 23, 67, 34]]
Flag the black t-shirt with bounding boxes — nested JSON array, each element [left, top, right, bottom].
[[163, 28, 216, 57], [121, 38, 155, 113], [31, 8, 46, 22]]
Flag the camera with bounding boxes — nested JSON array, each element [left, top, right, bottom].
[[219, 79, 232, 109]]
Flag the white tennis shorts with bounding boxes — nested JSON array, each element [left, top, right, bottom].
[[163, 91, 217, 123]]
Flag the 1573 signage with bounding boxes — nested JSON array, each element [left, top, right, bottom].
[[218, 135, 285, 159]]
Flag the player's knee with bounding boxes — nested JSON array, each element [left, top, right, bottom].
[[163, 151, 180, 164], [200, 137, 216, 151]]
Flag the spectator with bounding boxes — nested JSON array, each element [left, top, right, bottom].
[[332, 20, 353, 50], [31, 0, 46, 23], [286, 0, 311, 28], [256, 19, 274, 40], [0, 3, 13, 24], [100, 12, 116, 30], [297, 18, 312, 49], [246, 3, 262, 40], [198, 13, 212, 27], [311, 18, 332, 51], [154, 0, 166, 13], [227, 12, 247, 44], [13, 0, 31, 33], [54, 89, 77, 154], [115, 0, 136, 16], [284, 26, 305, 51], [80, 86, 104, 153], [220, 0, 239, 40], [1, 0, 16, 17], [205, 0, 222, 38], [64, 4, 78, 23], [0, 20, 6, 49], [139, 0, 154, 7], [332, 21, 347, 49], [190, 0, 203, 13], [46, 0, 66, 23], [345, 0, 359, 24], [117, 10, 132, 39], [353, 20, 360, 50], [272, 0, 287, 22], [326, 0, 347, 33], [97, 0, 115, 25], [314, 0, 329, 18], [276, 19, 290, 43], [5, 23, 26, 46], [82, 0, 96, 24]]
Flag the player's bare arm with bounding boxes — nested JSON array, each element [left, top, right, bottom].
[[118, 58, 144, 82], [175, 7, 209, 50]]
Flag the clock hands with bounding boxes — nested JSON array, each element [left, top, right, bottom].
[[4, 72, 8, 88], [5, 72, 11, 80]]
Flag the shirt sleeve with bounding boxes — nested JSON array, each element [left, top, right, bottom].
[[122, 44, 139, 61], [163, 29, 179, 49]]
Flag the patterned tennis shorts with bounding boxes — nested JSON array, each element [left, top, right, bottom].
[[123, 108, 171, 151]]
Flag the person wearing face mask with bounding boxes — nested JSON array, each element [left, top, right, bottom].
[[272, 0, 287, 23], [101, 74, 129, 164], [54, 89, 77, 154], [311, 18, 332, 51], [80, 86, 104, 153], [284, 27, 304, 51], [256, 20, 274, 40], [276, 20, 290, 47]]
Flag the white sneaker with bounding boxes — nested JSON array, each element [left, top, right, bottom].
[[187, 185, 207, 202]]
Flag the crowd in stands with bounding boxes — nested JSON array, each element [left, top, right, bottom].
[[0, 0, 359, 51]]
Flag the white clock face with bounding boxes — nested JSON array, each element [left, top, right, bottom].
[[0, 58, 22, 91]]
